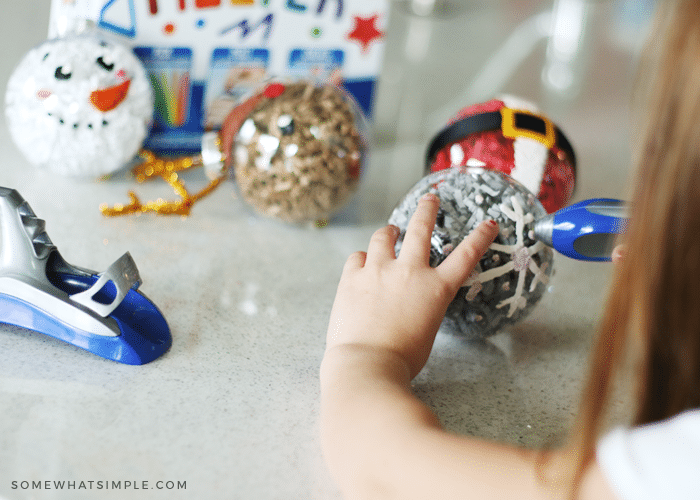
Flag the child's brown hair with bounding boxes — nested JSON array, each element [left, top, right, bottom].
[[568, 0, 700, 493]]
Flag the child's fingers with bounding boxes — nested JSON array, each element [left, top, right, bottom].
[[437, 220, 499, 288], [398, 193, 440, 265], [343, 251, 367, 272], [365, 225, 400, 266], [611, 244, 626, 265]]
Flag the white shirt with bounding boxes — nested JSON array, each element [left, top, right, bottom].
[[596, 409, 700, 500]]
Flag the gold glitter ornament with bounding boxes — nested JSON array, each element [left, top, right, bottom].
[[230, 80, 367, 223]]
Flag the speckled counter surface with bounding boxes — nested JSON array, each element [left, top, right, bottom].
[[0, 1, 643, 499]]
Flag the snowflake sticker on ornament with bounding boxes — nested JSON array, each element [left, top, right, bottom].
[[5, 32, 153, 178]]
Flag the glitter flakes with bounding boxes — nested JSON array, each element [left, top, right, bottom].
[[231, 80, 366, 223]]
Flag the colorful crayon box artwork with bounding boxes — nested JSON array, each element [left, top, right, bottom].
[[48, 0, 389, 155]]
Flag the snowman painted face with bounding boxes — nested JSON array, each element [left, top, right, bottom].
[[5, 35, 153, 177]]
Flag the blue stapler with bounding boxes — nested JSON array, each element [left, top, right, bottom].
[[0, 187, 171, 364]]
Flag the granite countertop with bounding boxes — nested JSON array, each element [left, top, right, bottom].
[[0, 1, 641, 498]]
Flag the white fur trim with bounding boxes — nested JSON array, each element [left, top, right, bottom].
[[511, 137, 547, 194]]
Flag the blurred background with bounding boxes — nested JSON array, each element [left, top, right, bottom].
[[363, 0, 653, 219]]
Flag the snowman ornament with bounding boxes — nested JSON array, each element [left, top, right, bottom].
[[5, 33, 153, 178]]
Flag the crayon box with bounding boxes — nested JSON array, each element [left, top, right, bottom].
[[48, 0, 389, 154]]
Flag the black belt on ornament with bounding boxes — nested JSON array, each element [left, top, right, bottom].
[[425, 108, 576, 171]]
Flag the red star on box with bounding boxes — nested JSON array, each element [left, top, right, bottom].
[[347, 14, 384, 53]]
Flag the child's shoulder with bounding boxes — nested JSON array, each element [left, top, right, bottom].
[[597, 409, 700, 500]]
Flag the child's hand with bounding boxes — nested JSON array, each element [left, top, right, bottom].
[[611, 245, 626, 265], [325, 193, 500, 378]]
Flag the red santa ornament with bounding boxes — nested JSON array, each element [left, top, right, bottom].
[[425, 96, 576, 213]]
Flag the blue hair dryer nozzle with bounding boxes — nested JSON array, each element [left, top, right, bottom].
[[533, 198, 628, 262]]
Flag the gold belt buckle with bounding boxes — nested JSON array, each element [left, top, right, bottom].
[[500, 107, 555, 149]]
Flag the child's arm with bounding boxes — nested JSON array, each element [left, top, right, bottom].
[[320, 193, 619, 500]]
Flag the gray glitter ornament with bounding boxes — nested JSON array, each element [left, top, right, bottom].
[[388, 166, 554, 340]]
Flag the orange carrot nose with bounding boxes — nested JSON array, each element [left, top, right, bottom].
[[90, 79, 131, 112]]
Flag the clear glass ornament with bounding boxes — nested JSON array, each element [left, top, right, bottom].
[[229, 80, 367, 224], [389, 166, 554, 339]]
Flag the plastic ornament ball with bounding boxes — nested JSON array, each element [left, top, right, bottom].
[[228, 80, 367, 224], [426, 96, 576, 214], [389, 166, 554, 340], [5, 33, 153, 177]]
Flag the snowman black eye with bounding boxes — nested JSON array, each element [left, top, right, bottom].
[[55, 66, 72, 80], [96, 56, 114, 72]]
